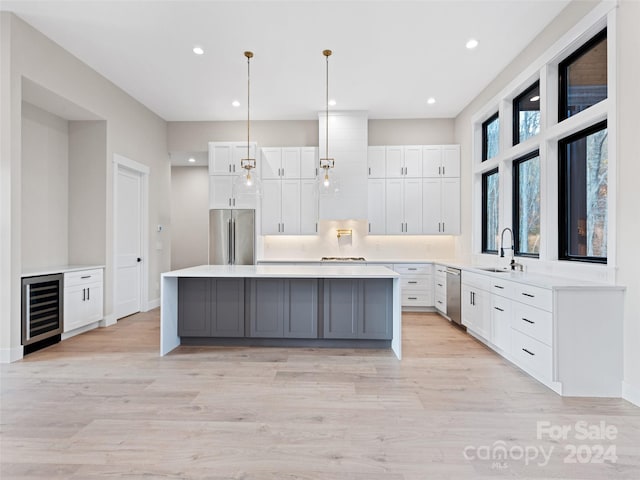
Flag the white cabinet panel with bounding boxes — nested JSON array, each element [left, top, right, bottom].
[[385, 146, 404, 178], [261, 180, 282, 235], [282, 148, 301, 179], [209, 143, 233, 175], [491, 294, 512, 352], [441, 178, 460, 234], [403, 179, 422, 234], [281, 180, 301, 234], [385, 179, 404, 234], [403, 146, 423, 178], [300, 147, 317, 179], [209, 176, 233, 209], [63, 269, 103, 333], [442, 145, 461, 177], [300, 179, 318, 234], [261, 147, 282, 179], [367, 179, 386, 234], [422, 178, 442, 234], [422, 146, 442, 178], [367, 146, 386, 178]]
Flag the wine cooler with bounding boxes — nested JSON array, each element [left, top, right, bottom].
[[22, 274, 64, 347]]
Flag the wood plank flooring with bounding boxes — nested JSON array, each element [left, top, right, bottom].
[[1, 310, 639, 479]]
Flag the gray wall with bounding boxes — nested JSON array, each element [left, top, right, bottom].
[[21, 102, 69, 269], [453, 0, 640, 403], [369, 118, 455, 145], [0, 12, 170, 360], [170, 166, 209, 270]]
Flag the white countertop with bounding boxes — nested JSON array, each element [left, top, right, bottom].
[[258, 259, 432, 265], [21, 265, 105, 278], [162, 264, 400, 279]]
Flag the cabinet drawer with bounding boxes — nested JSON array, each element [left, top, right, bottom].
[[513, 283, 552, 311], [435, 294, 447, 314], [394, 264, 433, 275], [490, 278, 514, 298], [402, 292, 433, 307], [512, 302, 553, 346], [511, 329, 552, 379], [401, 275, 432, 290], [434, 264, 448, 279], [434, 277, 446, 295], [462, 271, 491, 291], [64, 269, 103, 287]]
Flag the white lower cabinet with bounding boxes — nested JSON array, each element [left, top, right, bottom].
[[434, 264, 447, 314], [394, 263, 433, 307], [463, 269, 624, 397], [64, 269, 104, 333]]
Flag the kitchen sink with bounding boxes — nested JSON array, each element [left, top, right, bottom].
[[476, 267, 511, 273]]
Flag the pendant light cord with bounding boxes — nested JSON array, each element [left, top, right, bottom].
[[246, 52, 251, 160], [325, 51, 329, 162]]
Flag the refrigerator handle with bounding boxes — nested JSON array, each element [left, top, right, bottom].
[[232, 220, 236, 265], [228, 219, 233, 265]]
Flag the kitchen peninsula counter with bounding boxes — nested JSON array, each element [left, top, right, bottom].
[[161, 265, 402, 358]]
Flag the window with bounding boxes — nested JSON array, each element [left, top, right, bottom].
[[559, 121, 608, 263], [513, 151, 540, 257], [559, 29, 607, 121], [482, 168, 499, 253], [513, 82, 540, 145], [482, 113, 499, 161]]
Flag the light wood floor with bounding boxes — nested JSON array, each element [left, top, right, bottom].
[[1, 311, 639, 479]]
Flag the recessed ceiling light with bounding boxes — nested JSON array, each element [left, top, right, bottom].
[[530, 95, 540, 102], [328, 99, 337, 106], [427, 97, 436, 105], [232, 100, 240, 107], [466, 38, 479, 50], [193, 46, 204, 55], [188, 157, 196, 163]]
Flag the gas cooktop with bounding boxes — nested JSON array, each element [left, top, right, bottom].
[[320, 257, 366, 261]]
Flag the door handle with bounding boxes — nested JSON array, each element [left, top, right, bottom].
[[82, 288, 86, 301], [137, 257, 142, 262], [232, 221, 236, 265], [228, 219, 233, 265], [87, 287, 90, 301]]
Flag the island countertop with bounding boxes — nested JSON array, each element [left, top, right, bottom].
[[162, 264, 400, 279], [160, 264, 402, 359]]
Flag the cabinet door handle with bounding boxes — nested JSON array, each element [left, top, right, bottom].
[[315, 223, 318, 233], [233, 198, 236, 206], [408, 281, 418, 284], [81, 275, 91, 279], [522, 292, 535, 298], [494, 285, 504, 289], [522, 318, 535, 324], [368, 167, 371, 175], [229, 198, 232, 207], [442, 222, 445, 232], [408, 268, 417, 271], [494, 306, 504, 312], [368, 223, 371, 233], [522, 348, 535, 356], [437, 283, 443, 287], [282, 168, 285, 177], [408, 296, 417, 300], [229, 164, 232, 173], [87, 287, 90, 300], [282, 222, 285, 232], [438, 166, 441, 175], [442, 166, 445, 176], [233, 164, 236, 172]]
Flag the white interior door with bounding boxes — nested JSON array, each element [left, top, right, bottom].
[[115, 167, 142, 319]]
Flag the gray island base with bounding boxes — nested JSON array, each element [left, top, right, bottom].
[[161, 265, 402, 359]]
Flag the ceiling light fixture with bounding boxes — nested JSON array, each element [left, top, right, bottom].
[[317, 49, 339, 195], [427, 97, 436, 105], [188, 157, 196, 163], [232, 51, 261, 197], [193, 46, 204, 55], [466, 39, 479, 50], [232, 100, 240, 107], [530, 95, 540, 102], [328, 99, 337, 106]]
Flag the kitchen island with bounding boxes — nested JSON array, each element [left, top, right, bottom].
[[160, 264, 402, 358]]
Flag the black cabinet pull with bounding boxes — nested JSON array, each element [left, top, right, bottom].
[[494, 307, 504, 312], [522, 318, 535, 324], [408, 296, 417, 300], [522, 292, 535, 298], [522, 348, 535, 356], [408, 281, 418, 284], [81, 275, 91, 279], [494, 285, 504, 289], [82, 288, 86, 301], [87, 287, 90, 300]]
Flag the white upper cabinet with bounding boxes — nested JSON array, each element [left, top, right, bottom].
[[281, 148, 301, 179], [300, 147, 318, 179], [209, 176, 256, 209], [367, 178, 386, 234], [385, 178, 422, 234], [422, 177, 460, 234], [300, 179, 319, 234], [367, 146, 386, 178], [209, 142, 257, 175], [261, 147, 282, 179], [261, 179, 303, 235], [422, 145, 460, 178], [403, 146, 423, 178], [385, 146, 404, 178], [441, 178, 460, 234]]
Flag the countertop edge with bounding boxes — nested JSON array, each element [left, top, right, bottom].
[[21, 265, 105, 278]]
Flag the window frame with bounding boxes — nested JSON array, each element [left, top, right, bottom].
[[512, 150, 541, 258], [558, 28, 607, 122], [512, 81, 540, 146], [481, 112, 499, 161], [558, 120, 608, 264], [482, 167, 500, 254]]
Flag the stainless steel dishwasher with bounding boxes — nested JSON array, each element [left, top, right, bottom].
[[446, 267, 462, 326]]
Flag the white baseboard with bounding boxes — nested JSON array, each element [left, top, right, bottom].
[[0, 345, 24, 363], [100, 314, 117, 327], [145, 298, 160, 311], [622, 381, 640, 407], [61, 321, 100, 340]]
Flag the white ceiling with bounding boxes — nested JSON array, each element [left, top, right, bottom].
[[2, 0, 571, 121]]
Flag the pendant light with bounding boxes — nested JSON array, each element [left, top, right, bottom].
[[233, 51, 262, 197], [317, 49, 339, 195]]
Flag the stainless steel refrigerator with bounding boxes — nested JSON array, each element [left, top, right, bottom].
[[209, 209, 255, 265]]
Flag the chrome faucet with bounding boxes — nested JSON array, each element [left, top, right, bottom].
[[500, 227, 523, 271]]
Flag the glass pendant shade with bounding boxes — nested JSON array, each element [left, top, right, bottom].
[[315, 165, 340, 196], [233, 165, 262, 197]]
